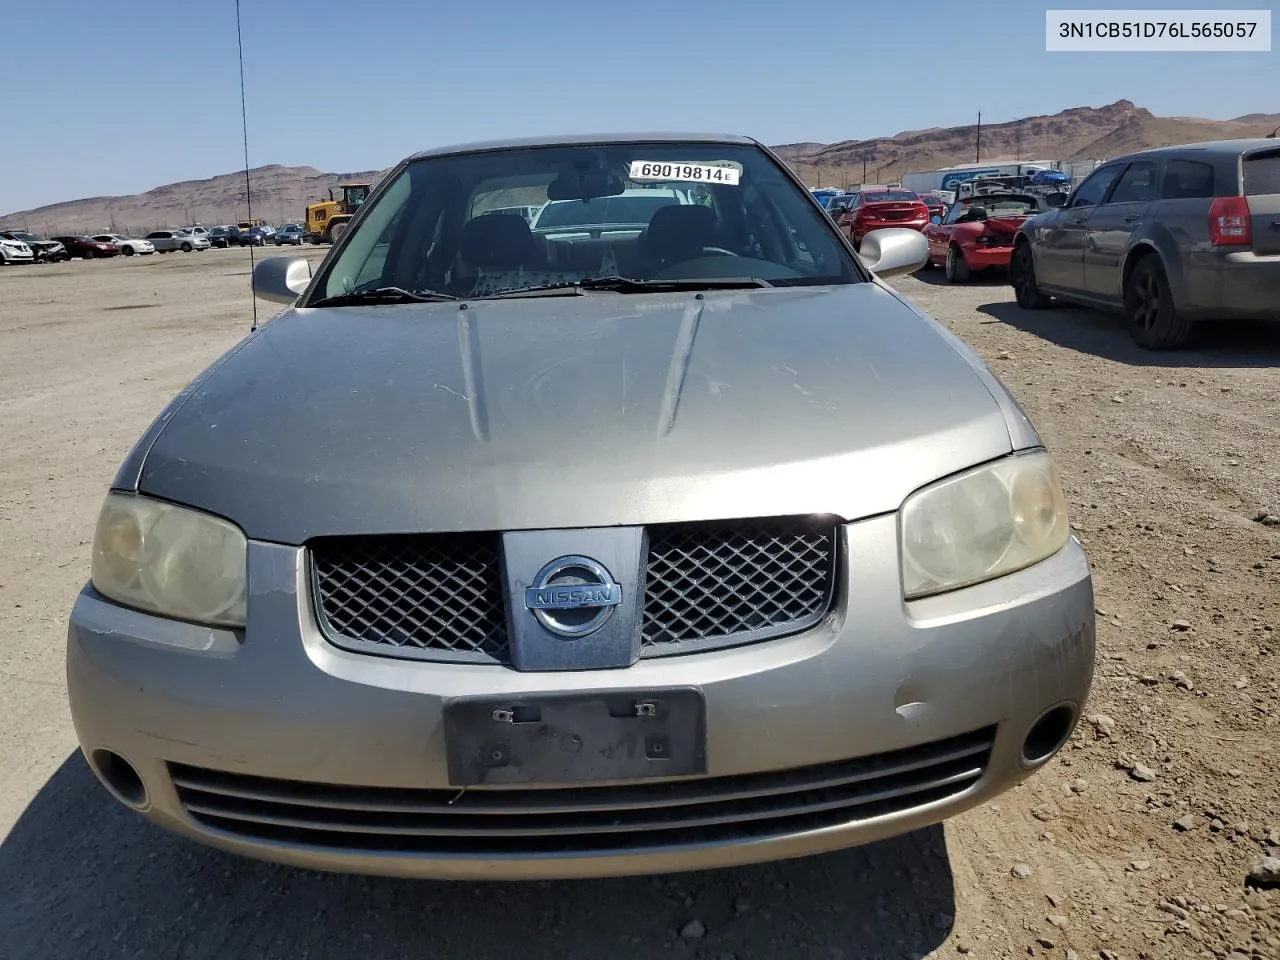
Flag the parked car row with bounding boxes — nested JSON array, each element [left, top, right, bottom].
[[0, 222, 305, 264], [207, 222, 305, 247]]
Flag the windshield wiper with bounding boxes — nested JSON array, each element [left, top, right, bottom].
[[309, 286, 457, 307], [477, 276, 773, 299]]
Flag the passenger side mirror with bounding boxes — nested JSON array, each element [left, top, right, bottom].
[[252, 256, 312, 304], [856, 228, 929, 279]]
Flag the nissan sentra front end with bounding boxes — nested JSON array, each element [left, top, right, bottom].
[[66, 132, 1094, 880]]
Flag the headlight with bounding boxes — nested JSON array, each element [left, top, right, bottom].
[[91, 493, 248, 626], [900, 451, 1069, 600]]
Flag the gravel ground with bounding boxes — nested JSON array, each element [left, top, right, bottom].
[[1, 249, 1278, 960]]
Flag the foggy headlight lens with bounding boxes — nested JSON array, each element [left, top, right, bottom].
[[901, 452, 1069, 599], [91, 493, 247, 626]]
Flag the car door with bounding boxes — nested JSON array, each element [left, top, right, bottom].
[[1082, 160, 1158, 299], [835, 194, 858, 237], [1031, 163, 1124, 293], [924, 200, 961, 262]]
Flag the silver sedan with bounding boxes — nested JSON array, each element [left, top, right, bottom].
[[67, 132, 1095, 881], [143, 229, 210, 253]]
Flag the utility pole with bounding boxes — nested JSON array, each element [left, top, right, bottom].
[[861, 156, 867, 184], [1014, 117, 1021, 160], [975, 110, 982, 163]]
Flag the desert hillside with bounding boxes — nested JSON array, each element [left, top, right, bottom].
[[3, 100, 1277, 233], [776, 99, 1280, 188], [0, 165, 388, 236]]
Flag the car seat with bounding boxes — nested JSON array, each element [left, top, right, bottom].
[[637, 206, 722, 270], [457, 214, 578, 297]]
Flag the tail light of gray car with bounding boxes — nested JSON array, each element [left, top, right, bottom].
[[1208, 196, 1252, 246]]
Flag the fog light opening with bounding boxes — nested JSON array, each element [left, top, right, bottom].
[[91, 749, 149, 809], [1022, 704, 1076, 765]]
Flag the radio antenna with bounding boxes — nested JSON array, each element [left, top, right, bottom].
[[235, 0, 260, 332]]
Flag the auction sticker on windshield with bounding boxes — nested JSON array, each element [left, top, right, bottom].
[[628, 160, 742, 185]]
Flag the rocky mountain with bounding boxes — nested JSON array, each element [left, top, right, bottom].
[[775, 100, 1280, 188], [3, 100, 1277, 232]]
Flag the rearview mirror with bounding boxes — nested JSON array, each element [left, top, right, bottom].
[[856, 228, 929, 279], [546, 171, 625, 201], [252, 256, 311, 304]]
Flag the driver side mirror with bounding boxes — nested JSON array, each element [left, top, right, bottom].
[[930, 215, 942, 224], [252, 256, 312, 304]]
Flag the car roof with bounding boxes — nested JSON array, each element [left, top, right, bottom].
[[408, 131, 757, 161], [1108, 138, 1280, 163]]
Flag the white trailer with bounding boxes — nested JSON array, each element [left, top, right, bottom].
[[901, 161, 1057, 194]]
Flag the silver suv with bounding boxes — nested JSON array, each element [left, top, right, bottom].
[[1009, 138, 1280, 349]]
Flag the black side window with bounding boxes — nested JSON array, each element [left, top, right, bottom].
[[1068, 166, 1121, 208], [1108, 161, 1159, 204], [1160, 159, 1216, 199]]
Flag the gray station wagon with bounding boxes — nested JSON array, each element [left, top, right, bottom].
[[67, 132, 1095, 880], [1010, 138, 1280, 349]]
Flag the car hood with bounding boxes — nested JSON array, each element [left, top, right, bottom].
[[131, 284, 1022, 543]]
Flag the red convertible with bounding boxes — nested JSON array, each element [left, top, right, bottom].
[[923, 192, 1049, 283]]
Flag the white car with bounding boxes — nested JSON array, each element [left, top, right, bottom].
[[0, 234, 35, 264], [531, 187, 693, 241], [92, 234, 156, 256], [183, 226, 211, 239], [145, 230, 211, 253]]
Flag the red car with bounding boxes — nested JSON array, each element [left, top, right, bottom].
[[833, 189, 930, 248], [918, 192, 947, 220], [922, 192, 1048, 283], [51, 235, 120, 259]]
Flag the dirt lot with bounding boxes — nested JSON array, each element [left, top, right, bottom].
[[1, 249, 1278, 960]]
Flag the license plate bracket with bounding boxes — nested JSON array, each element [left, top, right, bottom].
[[443, 688, 707, 786]]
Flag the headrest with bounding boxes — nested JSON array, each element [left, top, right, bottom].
[[642, 205, 718, 262], [460, 214, 536, 268]]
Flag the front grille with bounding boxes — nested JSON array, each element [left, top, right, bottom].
[[641, 518, 836, 653], [311, 533, 508, 662], [310, 517, 837, 664], [169, 727, 993, 857]]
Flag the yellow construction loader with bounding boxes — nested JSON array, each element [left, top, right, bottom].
[[303, 183, 371, 244]]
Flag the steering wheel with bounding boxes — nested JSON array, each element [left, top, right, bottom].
[[699, 246, 740, 258]]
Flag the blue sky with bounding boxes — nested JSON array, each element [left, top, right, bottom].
[[1, 0, 1274, 214]]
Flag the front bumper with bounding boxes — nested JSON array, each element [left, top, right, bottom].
[[2, 246, 35, 262], [67, 517, 1094, 880]]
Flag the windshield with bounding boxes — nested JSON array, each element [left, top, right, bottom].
[[944, 195, 1041, 223], [310, 141, 863, 303], [9, 231, 38, 242], [862, 191, 919, 203]]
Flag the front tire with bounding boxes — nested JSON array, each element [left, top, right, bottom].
[[122, 246, 134, 256], [1011, 241, 1051, 309], [944, 244, 970, 283], [181, 242, 193, 253], [1125, 256, 1191, 350], [329, 221, 347, 243]]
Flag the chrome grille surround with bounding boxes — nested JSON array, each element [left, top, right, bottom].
[[310, 517, 839, 664]]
